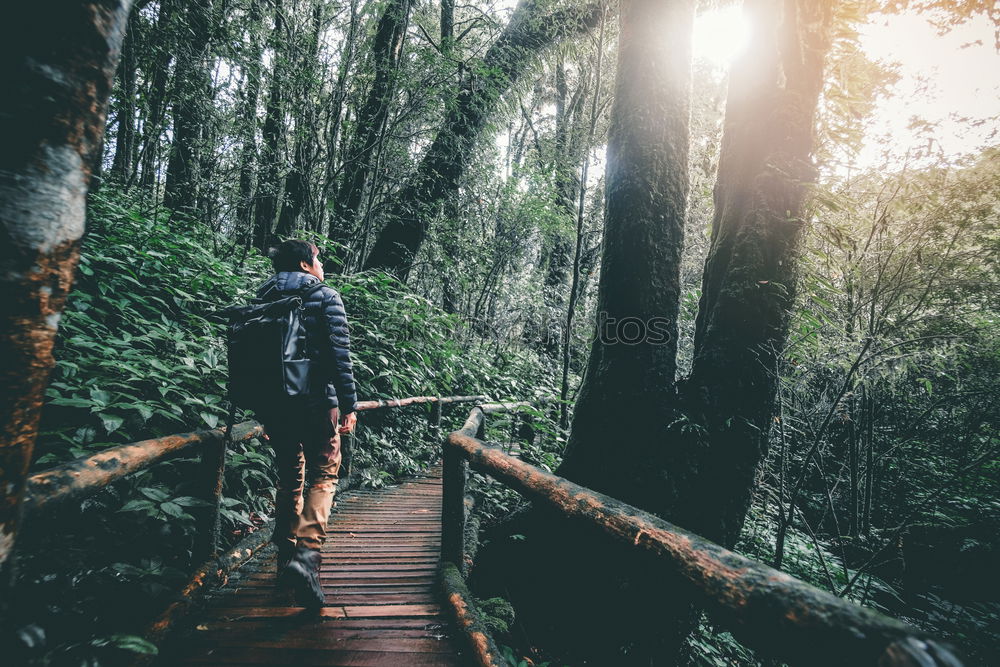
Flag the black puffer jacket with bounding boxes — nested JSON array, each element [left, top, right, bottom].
[[256, 271, 358, 414]]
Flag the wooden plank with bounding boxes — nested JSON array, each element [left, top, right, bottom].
[[182, 646, 459, 666], [190, 627, 450, 641], [171, 465, 466, 666], [204, 604, 444, 619], [229, 577, 435, 600], [223, 594, 440, 606], [192, 618, 447, 632], [343, 604, 444, 618], [243, 564, 438, 578], [187, 636, 457, 653]]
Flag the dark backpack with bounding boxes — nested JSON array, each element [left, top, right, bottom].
[[219, 282, 325, 412]]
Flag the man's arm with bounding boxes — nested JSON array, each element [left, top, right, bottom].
[[320, 288, 358, 417]]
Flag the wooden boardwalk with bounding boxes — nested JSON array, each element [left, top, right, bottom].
[[169, 465, 466, 666]]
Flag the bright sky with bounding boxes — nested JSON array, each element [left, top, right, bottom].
[[693, 6, 1000, 170], [856, 11, 1000, 168]]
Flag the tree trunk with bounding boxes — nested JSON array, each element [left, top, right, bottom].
[[276, 0, 324, 238], [440, 0, 454, 48], [559, 22, 606, 430], [162, 0, 213, 213], [681, 0, 834, 547], [317, 0, 361, 239], [362, 0, 602, 280], [110, 8, 140, 183], [235, 0, 265, 245], [474, 1, 695, 662], [556, 0, 691, 509], [138, 0, 176, 190], [0, 0, 132, 583], [252, 0, 286, 251], [473, 1, 835, 662], [542, 59, 582, 357], [328, 0, 412, 250]]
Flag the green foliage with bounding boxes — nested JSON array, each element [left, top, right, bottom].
[[499, 644, 570, 667], [477, 596, 516, 636], [15, 186, 561, 666], [683, 619, 761, 667]]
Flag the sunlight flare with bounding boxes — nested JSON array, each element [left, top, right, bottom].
[[693, 6, 751, 68]]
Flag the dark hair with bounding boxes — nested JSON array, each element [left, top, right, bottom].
[[269, 239, 318, 272]]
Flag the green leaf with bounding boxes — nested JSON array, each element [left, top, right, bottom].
[[133, 404, 155, 422], [106, 634, 158, 655], [49, 397, 94, 408], [120, 499, 155, 513], [99, 412, 125, 434], [89, 388, 111, 405], [173, 496, 212, 508], [201, 412, 219, 429], [139, 487, 170, 502], [160, 501, 184, 518]]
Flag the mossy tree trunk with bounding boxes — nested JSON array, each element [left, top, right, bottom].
[[138, 0, 176, 191], [328, 0, 413, 248], [680, 0, 834, 547], [362, 0, 602, 280], [473, 1, 835, 662], [162, 0, 213, 214], [234, 0, 266, 245], [110, 7, 141, 184], [0, 0, 132, 584], [252, 0, 286, 251], [275, 0, 324, 238]]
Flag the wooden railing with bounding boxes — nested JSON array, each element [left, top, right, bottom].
[[21, 393, 491, 661], [441, 402, 964, 667], [23, 393, 487, 564]]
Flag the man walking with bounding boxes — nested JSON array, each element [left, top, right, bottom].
[[255, 239, 358, 609]]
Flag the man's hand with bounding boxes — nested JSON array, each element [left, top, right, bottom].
[[338, 411, 357, 434]]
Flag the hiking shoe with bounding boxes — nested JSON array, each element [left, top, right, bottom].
[[277, 540, 295, 574], [280, 546, 324, 610], [276, 542, 295, 579]]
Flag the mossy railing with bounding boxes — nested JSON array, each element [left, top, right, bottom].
[[442, 402, 964, 667], [20, 393, 489, 659]]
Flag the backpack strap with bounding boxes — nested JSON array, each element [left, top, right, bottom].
[[298, 282, 327, 298]]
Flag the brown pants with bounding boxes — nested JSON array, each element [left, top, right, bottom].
[[264, 406, 342, 551]]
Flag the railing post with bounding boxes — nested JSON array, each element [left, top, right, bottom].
[[427, 398, 442, 444], [441, 439, 467, 568], [340, 428, 355, 491], [507, 412, 520, 453], [193, 435, 227, 563], [520, 409, 536, 448]]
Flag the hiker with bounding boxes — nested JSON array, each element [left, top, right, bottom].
[[255, 239, 358, 608]]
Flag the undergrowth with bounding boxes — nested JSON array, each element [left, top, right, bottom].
[[9, 188, 558, 666]]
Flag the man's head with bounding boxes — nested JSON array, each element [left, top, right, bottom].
[[270, 240, 324, 281]]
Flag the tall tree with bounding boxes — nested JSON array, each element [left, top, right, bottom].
[[328, 0, 413, 249], [138, 0, 177, 191], [559, 20, 607, 428], [474, 0, 836, 661], [556, 0, 693, 509], [0, 0, 132, 582], [317, 0, 363, 238], [680, 0, 834, 547], [163, 0, 214, 213], [109, 7, 142, 183], [362, 0, 602, 280], [234, 0, 267, 243], [275, 0, 324, 237], [252, 0, 287, 250]]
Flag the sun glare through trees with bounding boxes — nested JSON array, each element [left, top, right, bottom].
[[1, 0, 998, 665]]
